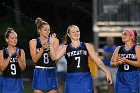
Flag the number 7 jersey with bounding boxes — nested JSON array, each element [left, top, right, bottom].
[[65, 42, 90, 73]]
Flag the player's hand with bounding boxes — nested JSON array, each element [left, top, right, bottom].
[[50, 33, 57, 46], [42, 40, 49, 50], [105, 71, 113, 85], [118, 56, 126, 65], [16, 49, 21, 58]]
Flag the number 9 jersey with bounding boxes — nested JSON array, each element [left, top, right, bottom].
[[1, 47, 24, 93], [2, 48, 21, 78]]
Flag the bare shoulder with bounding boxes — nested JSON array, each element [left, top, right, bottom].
[[116, 46, 121, 50], [85, 43, 93, 48], [85, 43, 91, 46], [136, 45, 140, 48], [113, 46, 121, 53], [0, 50, 3, 54], [29, 39, 36, 43], [135, 45, 140, 50], [29, 39, 37, 46]]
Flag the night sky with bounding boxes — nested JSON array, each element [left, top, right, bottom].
[[0, 0, 92, 58]]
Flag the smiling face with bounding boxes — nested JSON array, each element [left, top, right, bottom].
[[121, 30, 133, 43], [67, 25, 80, 41], [38, 24, 50, 38], [6, 32, 18, 47]]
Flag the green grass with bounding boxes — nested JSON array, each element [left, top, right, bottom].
[[24, 81, 33, 93]]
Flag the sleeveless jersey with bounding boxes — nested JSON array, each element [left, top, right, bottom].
[[3, 48, 21, 78], [118, 45, 138, 72], [35, 37, 56, 67], [65, 42, 90, 72]]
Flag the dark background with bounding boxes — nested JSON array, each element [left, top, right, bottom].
[[0, 0, 92, 59]]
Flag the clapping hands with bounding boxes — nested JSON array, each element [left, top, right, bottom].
[[50, 33, 57, 46], [118, 56, 126, 65]]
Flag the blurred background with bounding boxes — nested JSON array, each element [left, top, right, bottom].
[[0, 0, 140, 93]]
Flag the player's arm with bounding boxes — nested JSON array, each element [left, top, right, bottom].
[[17, 49, 26, 71], [50, 44, 66, 61], [110, 46, 120, 67], [85, 43, 112, 85], [0, 50, 11, 71], [29, 39, 44, 63], [52, 37, 59, 52], [49, 34, 66, 61], [124, 45, 140, 67]]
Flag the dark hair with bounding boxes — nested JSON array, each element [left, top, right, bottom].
[[133, 30, 138, 45], [35, 17, 49, 29], [5, 27, 16, 39], [66, 25, 80, 44], [66, 34, 71, 44]]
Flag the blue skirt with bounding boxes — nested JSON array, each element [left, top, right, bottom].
[[1, 77, 24, 93], [0, 76, 2, 93], [32, 67, 58, 90], [65, 72, 93, 93], [115, 71, 139, 93], [138, 70, 140, 93]]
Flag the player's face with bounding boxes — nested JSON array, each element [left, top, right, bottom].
[[39, 24, 50, 38], [6, 32, 17, 47], [122, 30, 132, 43], [68, 26, 80, 41]]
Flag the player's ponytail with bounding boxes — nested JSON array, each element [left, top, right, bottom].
[[35, 17, 49, 29], [5, 27, 16, 39], [133, 30, 139, 45], [66, 25, 74, 44]]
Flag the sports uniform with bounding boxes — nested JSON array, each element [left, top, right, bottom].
[[0, 71, 2, 93], [65, 42, 93, 93], [115, 45, 139, 93], [1, 48, 24, 93], [32, 37, 57, 90]]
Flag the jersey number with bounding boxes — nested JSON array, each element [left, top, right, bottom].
[[11, 64, 16, 75], [124, 64, 129, 70], [44, 53, 49, 64], [75, 57, 80, 68]]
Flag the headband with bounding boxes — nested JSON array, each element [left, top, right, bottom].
[[126, 29, 135, 41]]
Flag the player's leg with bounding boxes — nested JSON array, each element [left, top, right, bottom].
[[47, 90, 57, 93], [34, 90, 44, 93]]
